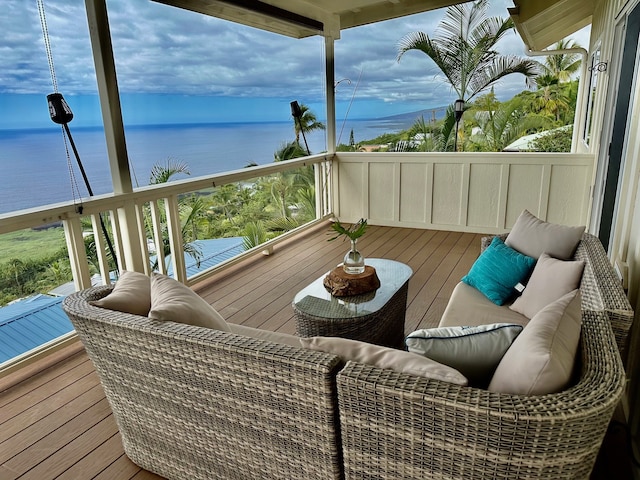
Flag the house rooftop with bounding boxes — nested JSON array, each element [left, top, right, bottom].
[[0, 295, 72, 364]]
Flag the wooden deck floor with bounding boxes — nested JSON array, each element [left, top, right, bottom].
[[0, 223, 632, 479]]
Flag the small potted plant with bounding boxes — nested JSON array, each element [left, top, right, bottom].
[[328, 218, 367, 274]]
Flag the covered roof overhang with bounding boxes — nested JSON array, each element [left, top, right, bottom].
[[508, 0, 594, 51], [151, 0, 469, 39]]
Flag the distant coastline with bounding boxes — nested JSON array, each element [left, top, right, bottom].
[[0, 117, 414, 215]]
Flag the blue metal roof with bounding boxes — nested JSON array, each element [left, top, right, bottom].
[[165, 237, 245, 278], [0, 295, 74, 364], [0, 237, 244, 365]]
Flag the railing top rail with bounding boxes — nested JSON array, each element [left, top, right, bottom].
[[335, 151, 595, 165], [0, 153, 332, 234]]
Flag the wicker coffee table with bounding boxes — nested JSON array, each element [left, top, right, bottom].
[[292, 258, 413, 348]]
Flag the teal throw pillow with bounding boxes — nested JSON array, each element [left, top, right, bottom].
[[462, 237, 535, 305]]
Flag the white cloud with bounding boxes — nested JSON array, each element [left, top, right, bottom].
[[0, 0, 593, 120]]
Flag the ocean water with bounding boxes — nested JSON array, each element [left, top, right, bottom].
[[0, 118, 407, 215]]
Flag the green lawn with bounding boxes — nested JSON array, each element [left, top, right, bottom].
[[0, 227, 66, 264]]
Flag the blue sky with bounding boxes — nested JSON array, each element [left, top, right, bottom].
[[0, 0, 590, 130]]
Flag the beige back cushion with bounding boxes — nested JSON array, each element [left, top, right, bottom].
[[510, 253, 584, 319], [488, 290, 582, 395], [149, 273, 231, 331], [505, 210, 585, 260], [90, 270, 151, 316], [301, 336, 468, 385]]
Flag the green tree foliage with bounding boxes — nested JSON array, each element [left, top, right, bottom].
[[529, 126, 573, 152], [466, 92, 551, 151], [539, 39, 582, 83], [0, 249, 71, 305], [397, 0, 538, 151], [292, 103, 325, 146]]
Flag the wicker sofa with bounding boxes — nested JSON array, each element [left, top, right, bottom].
[[62, 232, 632, 480], [337, 232, 633, 479]]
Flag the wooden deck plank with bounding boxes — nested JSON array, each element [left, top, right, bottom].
[[0, 226, 626, 479], [93, 452, 148, 480], [0, 341, 85, 396], [56, 433, 128, 480], [1, 368, 99, 438], [15, 414, 119, 480], [2, 398, 113, 478], [0, 384, 105, 464], [0, 350, 88, 407], [407, 233, 477, 331]]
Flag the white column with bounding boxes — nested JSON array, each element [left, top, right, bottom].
[[325, 36, 336, 154], [84, 0, 145, 272]]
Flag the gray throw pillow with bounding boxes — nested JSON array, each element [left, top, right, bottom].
[[405, 323, 523, 386]]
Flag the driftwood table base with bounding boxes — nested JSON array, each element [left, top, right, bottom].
[[323, 266, 380, 297]]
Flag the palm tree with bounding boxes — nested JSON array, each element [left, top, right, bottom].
[[291, 104, 325, 146], [149, 158, 190, 184], [539, 39, 582, 83], [468, 94, 550, 152], [274, 141, 308, 162], [144, 159, 204, 271], [397, 0, 539, 150]]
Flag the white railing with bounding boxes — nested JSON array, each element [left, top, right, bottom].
[[0, 154, 333, 291], [333, 151, 595, 233], [0, 149, 596, 293]]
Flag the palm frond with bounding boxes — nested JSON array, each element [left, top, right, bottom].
[[149, 158, 191, 185]]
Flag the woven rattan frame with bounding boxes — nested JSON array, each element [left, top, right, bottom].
[[63, 286, 344, 480], [481, 232, 634, 361], [337, 310, 624, 479], [336, 233, 629, 479], [293, 281, 409, 348]]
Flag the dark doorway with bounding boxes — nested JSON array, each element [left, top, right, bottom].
[[598, 2, 640, 250]]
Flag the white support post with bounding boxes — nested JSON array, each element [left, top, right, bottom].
[[90, 214, 111, 285], [325, 36, 336, 154], [165, 195, 187, 283], [63, 217, 92, 291], [135, 203, 152, 276], [314, 164, 323, 219], [85, 0, 144, 273], [150, 200, 167, 275]]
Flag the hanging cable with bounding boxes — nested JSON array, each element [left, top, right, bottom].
[[337, 68, 363, 146], [37, 0, 58, 94], [37, 0, 118, 273]]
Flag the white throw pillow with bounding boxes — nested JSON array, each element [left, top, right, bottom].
[[90, 270, 151, 316], [510, 253, 585, 319], [405, 323, 523, 386], [505, 209, 585, 260], [300, 336, 468, 385], [149, 273, 231, 331], [488, 290, 582, 396]]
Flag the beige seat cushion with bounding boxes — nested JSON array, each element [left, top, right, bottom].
[[300, 336, 468, 385], [439, 282, 529, 328], [149, 273, 231, 331], [229, 323, 301, 347], [90, 270, 151, 316]]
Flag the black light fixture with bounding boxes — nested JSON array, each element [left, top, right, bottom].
[[454, 99, 465, 152], [290, 100, 311, 155], [46, 92, 118, 267]]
